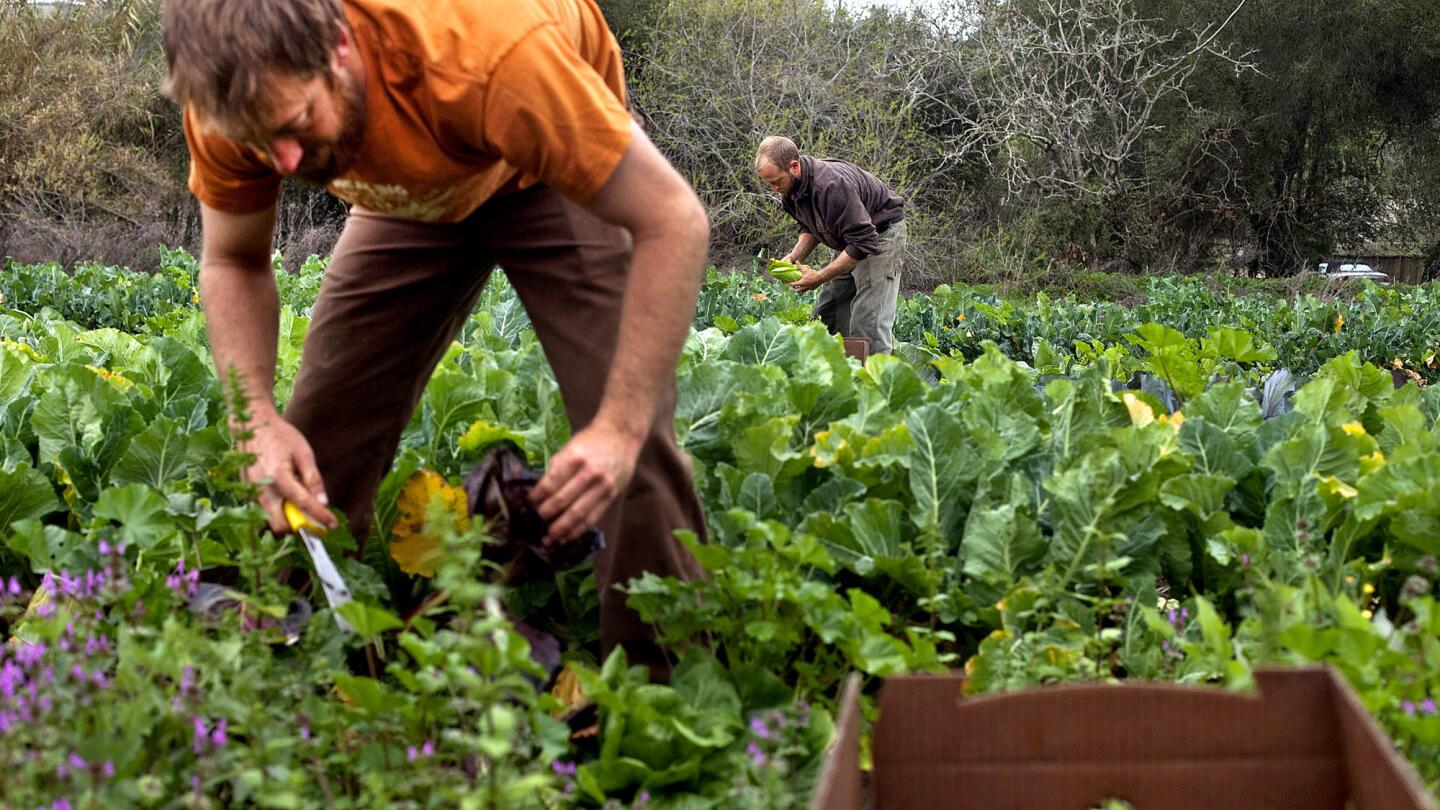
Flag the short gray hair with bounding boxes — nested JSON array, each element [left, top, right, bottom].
[[755, 135, 800, 172]]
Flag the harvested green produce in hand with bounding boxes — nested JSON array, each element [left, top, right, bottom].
[[767, 258, 804, 283]]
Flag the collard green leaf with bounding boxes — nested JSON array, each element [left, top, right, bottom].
[[1045, 447, 1128, 588], [31, 363, 130, 465], [0, 345, 33, 404], [4, 519, 87, 572], [906, 404, 975, 539], [731, 416, 808, 484], [1179, 417, 1254, 480], [799, 476, 868, 515], [1159, 473, 1237, 518], [110, 416, 190, 489], [859, 354, 926, 413], [736, 472, 775, 519], [1186, 382, 1263, 434], [961, 501, 1044, 583], [723, 318, 797, 367], [93, 483, 174, 549], [1204, 327, 1277, 364], [0, 464, 59, 530]]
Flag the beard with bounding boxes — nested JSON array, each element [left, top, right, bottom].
[[290, 71, 368, 188]]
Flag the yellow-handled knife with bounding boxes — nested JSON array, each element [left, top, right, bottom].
[[283, 501, 354, 633]]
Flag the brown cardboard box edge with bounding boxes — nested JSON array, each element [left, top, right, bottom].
[[843, 336, 870, 363], [809, 667, 1435, 810]]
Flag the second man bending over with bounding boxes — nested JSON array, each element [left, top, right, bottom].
[[755, 135, 905, 354]]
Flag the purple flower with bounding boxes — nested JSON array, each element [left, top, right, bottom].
[[211, 718, 228, 748], [406, 745, 419, 762], [749, 716, 772, 740], [299, 724, 311, 741], [551, 759, 577, 777], [421, 739, 435, 758], [166, 560, 199, 599], [192, 716, 209, 754], [1402, 700, 1417, 716], [52, 798, 72, 810], [5, 576, 20, 597], [1423, 698, 1438, 716], [192, 773, 201, 793], [747, 740, 767, 767], [1, 661, 23, 697], [102, 760, 115, 778], [99, 540, 111, 556], [1240, 553, 1251, 567], [17, 642, 45, 668]]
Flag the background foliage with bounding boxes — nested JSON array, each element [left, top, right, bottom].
[[2, 0, 1438, 278]]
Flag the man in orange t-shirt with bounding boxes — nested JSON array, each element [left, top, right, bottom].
[[162, 0, 708, 677]]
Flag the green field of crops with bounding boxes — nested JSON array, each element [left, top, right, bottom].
[[2, 251, 1439, 807]]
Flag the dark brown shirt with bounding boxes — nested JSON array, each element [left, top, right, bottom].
[[781, 155, 904, 260]]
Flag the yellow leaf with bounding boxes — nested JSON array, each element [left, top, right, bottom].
[[549, 667, 588, 718], [387, 469, 470, 577], [387, 533, 445, 578], [1157, 410, 1185, 433], [1340, 421, 1367, 437], [1123, 392, 1155, 428], [1333, 313, 1344, 333], [1319, 476, 1357, 499], [457, 420, 525, 456], [85, 365, 134, 391], [1361, 451, 1386, 476], [3, 339, 43, 362]]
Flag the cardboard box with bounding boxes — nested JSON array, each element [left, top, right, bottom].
[[810, 667, 1435, 810], [843, 336, 870, 363]]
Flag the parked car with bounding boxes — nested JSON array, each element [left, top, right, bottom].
[[1317, 260, 1392, 285]]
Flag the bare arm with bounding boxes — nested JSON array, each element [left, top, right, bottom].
[[198, 202, 335, 531], [199, 204, 281, 414], [530, 123, 709, 541], [783, 233, 820, 265]]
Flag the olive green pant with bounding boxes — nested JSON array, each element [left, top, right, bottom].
[[282, 186, 706, 679], [812, 220, 905, 354]]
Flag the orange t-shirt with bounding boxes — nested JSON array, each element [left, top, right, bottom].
[[183, 0, 633, 222]]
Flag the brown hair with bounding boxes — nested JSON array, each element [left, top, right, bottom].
[[755, 135, 800, 172], [162, 0, 346, 134]]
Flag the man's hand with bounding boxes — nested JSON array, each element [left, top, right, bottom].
[[790, 265, 825, 293], [531, 423, 642, 543], [242, 413, 336, 535]]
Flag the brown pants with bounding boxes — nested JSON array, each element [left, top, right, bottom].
[[283, 186, 706, 678]]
